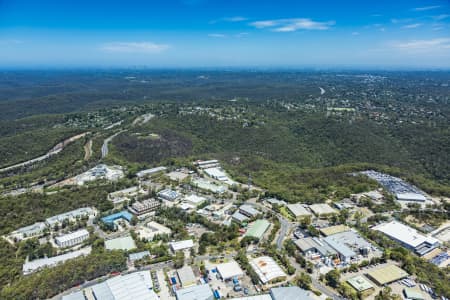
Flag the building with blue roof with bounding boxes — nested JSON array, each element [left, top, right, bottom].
[[101, 211, 133, 229]]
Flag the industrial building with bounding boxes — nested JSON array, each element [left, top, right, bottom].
[[403, 288, 426, 300], [175, 284, 214, 300], [170, 239, 194, 252], [194, 159, 220, 169], [108, 186, 143, 207], [270, 286, 316, 300], [309, 204, 337, 218], [158, 189, 180, 201], [215, 260, 244, 280], [204, 167, 229, 181], [249, 256, 287, 285], [105, 235, 136, 251], [129, 251, 150, 262], [396, 192, 427, 202], [366, 265, 408, 286], [177, 265, 197, 287], [192, 178, 226, 194], [61, 291, 85, 300], [294, 237, 337, 258], [286, 204, 312, 220], [23, 247, 92, 275], [89, 271, 158, 300], [9, 222, 47, 241], [347, 276, 375, 295], [239, 205, 260, 218], [184, 194, 207, 207], [46, 207, 96, 227], [136, 166, 167, 178], [320, 225, 350, 236], [232, 211, 249, 224], [323, 230, 375, 262], [137, 221, 172, 241], [373, 221, 440, 256], [129, 198, 160, 216], [244, 220, 270, 239], [101, 210, 133, 229], [55, 229, 89, 248]]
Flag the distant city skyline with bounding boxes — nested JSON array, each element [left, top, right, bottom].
[[0, 0, 449, 69]]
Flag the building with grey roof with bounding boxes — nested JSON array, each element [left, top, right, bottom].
[[55, 229, 89, 248], [175, 284, 214, 300], [239, 205, 259, 218], [46, 207, 96, 227], [129, 251, 150, 262], [177, 265, 197, 287], [323, 235, 356, 262], [286, 204, 312, 220], [232, 211, 249, 224], [9, 222, 47, 241], [90, 271, 157, 300], [294, 237, 336, 258], [62, 291, 86, 300], [270, 286, 316, 300]]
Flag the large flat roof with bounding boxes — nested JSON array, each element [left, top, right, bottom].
[[249, 256, 286, 284], [373, 221, 439, 249], [347, 276, 374, 291], [366, 264, 408, 285], [309, 203, 337, 216], [287, 204, 312, 217], [55, 229, 89, 244], [320, 225, 350, 236], [216, 260, 244, 280], [177, 265, 197, 287], [270, 286, 316, 300], [23, 247, 92, 275], [170, 239, 194, 251], [91, 271, 157, 300], [244, 220, 270, 239], [105, 236, 136, 251], [175, 284, 214, 300]]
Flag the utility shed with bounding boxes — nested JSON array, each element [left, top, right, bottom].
[[366, 265, 408, 286]]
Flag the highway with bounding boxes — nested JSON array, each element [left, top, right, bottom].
[[101, 130, 126, 158]]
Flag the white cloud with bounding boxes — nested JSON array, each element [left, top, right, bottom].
[[393, 38, 450, 50], [250, 20, 278, 28], [402, 23, 422, 29], [101, 42, 169, 53], [224, 16, 247, 22], [433, 14, 450, 21], [208, 33, 227, 38], [249, 18, 334, 31], [413, 5, 441, 11]]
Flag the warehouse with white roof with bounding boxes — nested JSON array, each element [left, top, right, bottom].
[[249, 256, 287, 285], [55, 229, 89, 248], [170, 239, 194, 252], [286, 204, 312, 220], [216, 260, 244, 280], [373, 221, 440, 256]]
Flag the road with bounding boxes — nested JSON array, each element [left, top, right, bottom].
[[0, 132, 89, 173], [245, 199, 293, 250], [101, 130, 126, 158]]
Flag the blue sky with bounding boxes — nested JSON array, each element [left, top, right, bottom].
[[0, 0, 449, 68]]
